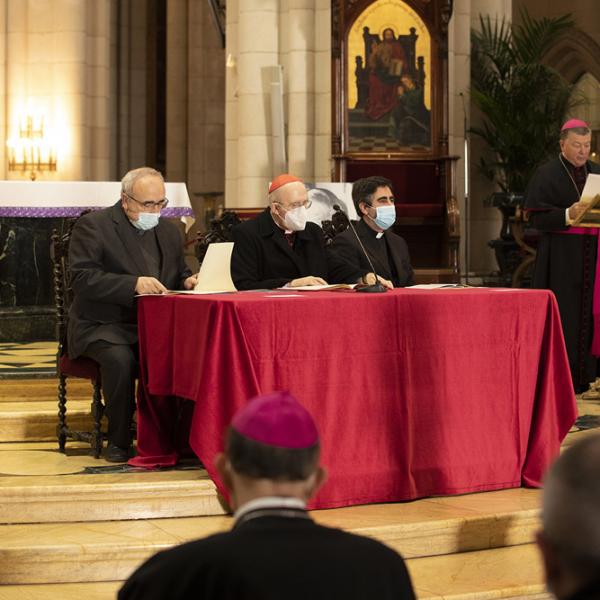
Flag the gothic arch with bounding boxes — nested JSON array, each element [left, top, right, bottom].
[[544, 30, 600, 85]]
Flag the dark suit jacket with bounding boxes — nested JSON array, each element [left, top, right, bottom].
[[67, 202, 191, 358], [231, 208, 331, 290], [328, 219, 415, 287], [118, 511, 416, 600]]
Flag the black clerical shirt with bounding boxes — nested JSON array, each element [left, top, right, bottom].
[[327, 219, 414, 287]]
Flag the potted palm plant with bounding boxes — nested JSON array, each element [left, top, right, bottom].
[[470, 10, 581, 284]]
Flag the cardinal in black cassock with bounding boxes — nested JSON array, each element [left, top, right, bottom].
[[526, 119, 600, 391]]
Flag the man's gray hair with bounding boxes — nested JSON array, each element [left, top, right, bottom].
[[560, 126, 591, 140], [121, 167, 164, 196], [542, 433, 600, 580]]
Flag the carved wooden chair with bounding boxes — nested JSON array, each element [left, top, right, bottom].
[[51, 216, 105, 458], [511, 207, 538, 288], [196, 210, 242, 264], [321, 210, 349, 245]]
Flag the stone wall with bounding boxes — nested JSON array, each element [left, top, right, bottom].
[[225, 0, 331, 211], [166, 0, 225, 236], [0, 0, 112, 181]]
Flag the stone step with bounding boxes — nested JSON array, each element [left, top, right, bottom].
[[0, 399, 95, 442], [0, 377, 90, 402], [0, 546, 550, 600], [0, 448, 540, 534], [409, 543, 550, 599], [0, 488, 540, 584], [0, 581, 121, 600], [0, 469, 225, 524]]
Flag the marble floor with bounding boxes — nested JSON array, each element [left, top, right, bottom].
[[0, 341, 57, 377], [0, 441, 202, 477]]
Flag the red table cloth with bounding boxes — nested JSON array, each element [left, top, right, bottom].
[[131, 288, 577, 510]]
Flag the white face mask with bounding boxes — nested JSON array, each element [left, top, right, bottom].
[[131, 212, 160, 231], [283, 206, 308, 231], [367, 205, 396, 230]]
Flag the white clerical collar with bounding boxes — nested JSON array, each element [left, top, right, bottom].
[[560, 152, 586, 171], [234, 496, 306, 523]]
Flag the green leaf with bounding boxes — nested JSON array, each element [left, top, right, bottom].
[[470, 9, 579, 193]]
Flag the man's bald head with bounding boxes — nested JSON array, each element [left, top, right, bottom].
[[538, 434, 600, 598]]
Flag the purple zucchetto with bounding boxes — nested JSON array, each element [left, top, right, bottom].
[[561, 119, 589, 131], [231, 391, 319, 449]]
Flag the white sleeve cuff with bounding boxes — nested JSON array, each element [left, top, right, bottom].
[[565, 207, 572, 226]]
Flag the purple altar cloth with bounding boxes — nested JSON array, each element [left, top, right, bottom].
[[0, 206, 194, 218]]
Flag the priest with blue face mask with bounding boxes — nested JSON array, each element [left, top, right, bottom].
[[328, 176, 414, 288], [67, 167, 196, 462]]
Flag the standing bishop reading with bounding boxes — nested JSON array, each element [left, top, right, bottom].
[[526, 119, 600, 392]]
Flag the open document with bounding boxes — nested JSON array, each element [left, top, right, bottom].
[[571, 173, 600, 226], [276, 284, 357, 291], [136, 242, 237, 296], [192, 242, 237, 293]]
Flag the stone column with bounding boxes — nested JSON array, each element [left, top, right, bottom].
[[225, 1, 331, 209], [228, 0, 278, 209], [464, 0, 509, 276], [166, 0, 188, 183], [281, 0, 315, 181], [85, 0, 111, 180], [113, 0, 150, 176], [224, 0, 239, 208], [313, 0, 331, 181], [187, 0, 225, 196]]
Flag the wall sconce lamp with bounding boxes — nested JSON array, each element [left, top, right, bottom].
[[6, 112, 57, 180]]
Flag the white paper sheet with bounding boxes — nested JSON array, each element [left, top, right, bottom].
[[194, 242, 237, 293]]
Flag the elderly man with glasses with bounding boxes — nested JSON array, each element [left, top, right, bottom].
[[67, 167, 197, 462], [231, 174, 343, 290]]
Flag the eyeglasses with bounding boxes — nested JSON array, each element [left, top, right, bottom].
[[274, 200, 312, 211], [124, 192, 169, 209]]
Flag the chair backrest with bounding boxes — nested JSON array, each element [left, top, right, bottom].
[[321, 211, 350, 246], [50, 213, 89, 353], [196, 210, 242, 264]]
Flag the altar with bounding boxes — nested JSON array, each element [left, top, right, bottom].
[[0, 181, 193, 342]]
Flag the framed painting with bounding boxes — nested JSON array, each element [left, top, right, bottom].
[[346, 0, 432, 153]]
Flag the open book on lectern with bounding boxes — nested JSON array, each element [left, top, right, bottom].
[[571, 173, 600, 227]]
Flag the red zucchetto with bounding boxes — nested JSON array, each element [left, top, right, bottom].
[[268, 174, 303, 194], [231, 391, 319, 449], [561, 119, 589, 131]]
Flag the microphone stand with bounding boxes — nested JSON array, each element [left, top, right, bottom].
[[332, 205, 387, 293]]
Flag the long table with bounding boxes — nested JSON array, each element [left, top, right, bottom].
[[131, 288, 577, 510]]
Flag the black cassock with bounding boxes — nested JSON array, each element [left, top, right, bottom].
[[525, 156, 600, 389], [118, 510, 416, 600]]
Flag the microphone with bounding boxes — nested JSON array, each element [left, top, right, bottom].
[[332, 205, 387, 293]]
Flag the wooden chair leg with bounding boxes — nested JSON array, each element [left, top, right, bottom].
[[91, 382, 103, 459], [57, 373, 68, 453]]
